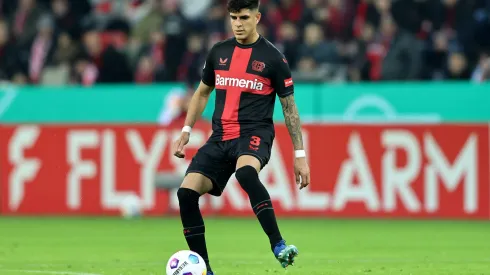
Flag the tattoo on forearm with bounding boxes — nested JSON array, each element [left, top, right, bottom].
[[280, 95, 303, 150]]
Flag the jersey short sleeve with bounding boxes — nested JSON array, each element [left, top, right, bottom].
[[201, 46, 215, 86], [273, 55, 294, 98]]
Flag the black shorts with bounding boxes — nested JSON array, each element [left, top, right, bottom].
[[185, 134, 273, 196]]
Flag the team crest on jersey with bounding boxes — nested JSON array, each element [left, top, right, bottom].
[[252, 60, 265, 72]]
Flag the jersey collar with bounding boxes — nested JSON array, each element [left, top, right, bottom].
[[234, 34, 263, 48]]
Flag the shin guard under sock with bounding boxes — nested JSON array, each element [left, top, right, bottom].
[[177, 188, 212, 272], [235, 165, 283, 249]]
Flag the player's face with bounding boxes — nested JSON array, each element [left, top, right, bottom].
[[229, 9, 261, 41]]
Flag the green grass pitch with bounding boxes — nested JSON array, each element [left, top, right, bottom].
[[0, 217, 489, 275]]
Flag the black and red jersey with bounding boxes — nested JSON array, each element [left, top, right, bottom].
[[202, 35, 294, 142]]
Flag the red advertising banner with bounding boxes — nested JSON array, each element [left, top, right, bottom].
[[0, 123, 489, 219]]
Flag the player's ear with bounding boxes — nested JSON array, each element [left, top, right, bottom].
[[255, 11, 261, 24]]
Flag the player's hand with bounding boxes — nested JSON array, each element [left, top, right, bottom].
[[294, 157, 310, 190], [172, 132, 190, 158]]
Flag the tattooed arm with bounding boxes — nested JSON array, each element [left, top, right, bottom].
[[275, 55, 310, 189], [279, 94, 304, 151], [279, 93, 310, 189]]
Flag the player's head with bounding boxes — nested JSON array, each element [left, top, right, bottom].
[[227, 0, 261, 42]]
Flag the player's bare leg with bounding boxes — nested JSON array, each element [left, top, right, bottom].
[[235, 155, 299, 268], [177, 173, 215, 274]]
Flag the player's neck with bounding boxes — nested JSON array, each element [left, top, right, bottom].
[[236, 31, 260, 46]]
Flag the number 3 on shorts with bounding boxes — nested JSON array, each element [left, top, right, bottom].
[[250, 136, 261, 146]]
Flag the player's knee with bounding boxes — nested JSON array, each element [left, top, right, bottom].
[[181, 173, 213, 194], [235, 165, 259, 188], [236, 166, 271, 202], [177, 188, 200, 209]]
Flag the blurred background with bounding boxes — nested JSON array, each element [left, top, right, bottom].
[[0, 0, 490, 86], [0, 0, 489, 218], [0, 0, 488, 217], [0, 1, 489, 274]]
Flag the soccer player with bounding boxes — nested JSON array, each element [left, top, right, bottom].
[[171, 0, 311, 273]]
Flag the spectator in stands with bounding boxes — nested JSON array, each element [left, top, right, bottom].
[[42, 32, 79, 85], [129, 0, 163, 48], [348, 22, 375, 82], [445, 51, 471, 80], [296, 56, 317, 74], [472, 52, 490, 83], [72, 53, 98, 86], [180, 0, 213, 27], [134, 55, 155, 83], [429, 0, 475, 39], [431, 0, 478, 61], [275, 21, 299, 69], [206, 1, 227, 36], [0, 20, 19, 81], [28, 15, 56, 83], [279, 0, 304, 24], [98, 44, 133, 83], [424, 31, 450, 80], [176, 33, 206, 84], [9, 0, 44, 47], [301, 0, 328, 29], [80, 28, 103, 69], [377, 16, 422, 80], [0, 0, 488, 85], [51, 0, 78, 36], [322, 0, 354, 40], [160, 0, 188, 81], [52, 32, 80, 68], [79, 27, 132, 83], [134, 26, 166, 81], [298, 23, 340, 66]]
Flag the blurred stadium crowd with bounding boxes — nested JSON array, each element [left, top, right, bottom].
[[0, 0, 490, 86]]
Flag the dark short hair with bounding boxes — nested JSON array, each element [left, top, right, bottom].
[[227, 0, 260, 13]]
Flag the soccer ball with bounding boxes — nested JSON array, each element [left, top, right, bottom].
[[119, 194, 142, 219], [166, 250, 207, 275]]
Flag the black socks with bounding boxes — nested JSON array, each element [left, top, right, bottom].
[[177, 188, 212, 272], [177, 165, 283, 275], [235, 165, 283, 249]]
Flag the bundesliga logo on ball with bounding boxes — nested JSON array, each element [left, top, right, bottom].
[[166, 251, 207, 275]]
